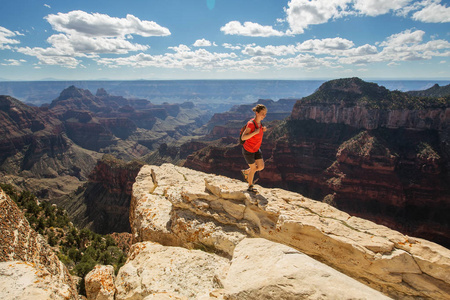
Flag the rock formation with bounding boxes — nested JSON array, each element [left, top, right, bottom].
[[0, 187, 78, 299], [129, 164, 450, 300], [85, 265, 116, 300], [0, 94, 101, 198]]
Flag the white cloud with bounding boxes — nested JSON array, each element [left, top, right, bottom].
[[379, 29, 425, 47], [222, 43, 241, 50], [297, 37, 355, 53], [17, 46, 80, 68], [1, 59, 26, 66], [193, 38, 212, 47], [45, 10, 171, 38], [242, 45, 297, 56], [0, 26, 20, 49], [47, 33, 149, 54], [440, 60, 447, 63], [279, 53, 331, 69], [373, 29, 450, 63], [44, 4, 51, 8], [284, 0, 350, 35], [283, 0, 446, 35], [16, 10, 170, 68], [220, 21, 285, 37], [412, 2, 450, 22], [353, 0, 412, 16], [97, 45, 238, 70]]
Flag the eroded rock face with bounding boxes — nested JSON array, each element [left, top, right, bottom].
[[290, 103, 449, 131], [130, 164, 450, 300], [0, 187, 78, 299]]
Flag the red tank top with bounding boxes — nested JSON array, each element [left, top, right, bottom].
[[243, 118, 263, 153]]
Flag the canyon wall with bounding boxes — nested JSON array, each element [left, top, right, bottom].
[[54, 155, 144, 234]]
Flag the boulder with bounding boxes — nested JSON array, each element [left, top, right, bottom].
[[115, 241, 229, 300], [85, 265, 115, 300]]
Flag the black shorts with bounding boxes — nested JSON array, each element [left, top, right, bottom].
[[242, 148, 263, 165]]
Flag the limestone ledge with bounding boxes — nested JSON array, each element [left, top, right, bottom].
[[130, 163, 450, 300]]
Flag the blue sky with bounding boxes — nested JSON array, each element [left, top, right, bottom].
[[0, 0, 449, 80]]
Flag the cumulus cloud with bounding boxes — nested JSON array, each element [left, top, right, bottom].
[[193, 38, 212, 47], [96, 45, 239, 71], [412, 2, 450, 23], [17, 46, 80, 68], [283, 0, 447, 35], [297, 37, 355, 53], [47, 33, 149, 54], [242, 45, 297, 56], [353, 0, 412, 16], [221, 21, 285, 37], [284, 0, 350, 35], [222, 43, 241, 50], [16, 10, 170, 68], [1, 59, 26, 66], [379, 29, 425, 47], [0, 26, 20, 49], [45, 10, 170, 38]]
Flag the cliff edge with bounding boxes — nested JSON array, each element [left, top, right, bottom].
[[0, 187, 78, 299], [129, 164, 450, 300]]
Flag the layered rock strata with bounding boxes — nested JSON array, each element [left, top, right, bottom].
[[131, 164, 450, 300], [0, 187, 78, 299]]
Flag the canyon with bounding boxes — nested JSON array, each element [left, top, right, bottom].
[[1, 78, 450, 299]]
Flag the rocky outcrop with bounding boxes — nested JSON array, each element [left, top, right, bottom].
[[85, 265, 115, 300], [130, 164, 450, 300], [0, 187, 78, 299]]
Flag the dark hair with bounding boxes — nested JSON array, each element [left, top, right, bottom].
[[252, 104, 267, 113]]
